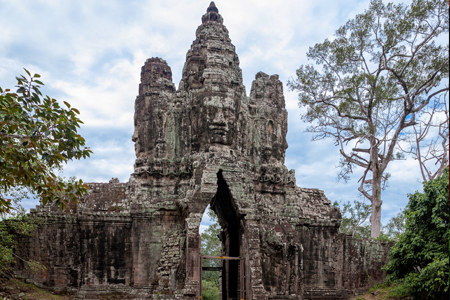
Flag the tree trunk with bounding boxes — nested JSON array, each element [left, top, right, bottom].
[[368, 139, 383, 238], [370, 167, 383, 238]]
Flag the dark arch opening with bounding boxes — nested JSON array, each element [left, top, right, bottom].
[[210, 170, 243, 299]]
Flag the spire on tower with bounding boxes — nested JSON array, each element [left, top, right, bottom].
[[207, 2, 219, 13], [202, 1, 222, 23]]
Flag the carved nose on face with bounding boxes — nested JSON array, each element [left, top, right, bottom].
[[213, 109, 226, 126]]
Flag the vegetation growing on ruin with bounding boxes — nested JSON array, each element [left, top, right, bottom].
[[0, 204, 44, 278]]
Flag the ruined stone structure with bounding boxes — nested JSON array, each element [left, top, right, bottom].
[[13, 3, 392, 299]]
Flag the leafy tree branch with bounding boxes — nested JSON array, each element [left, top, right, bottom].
[[0, 70, 92, 212]]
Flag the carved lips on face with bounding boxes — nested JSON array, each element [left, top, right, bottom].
[[204, 96, 235, 145]]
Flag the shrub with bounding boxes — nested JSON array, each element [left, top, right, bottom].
[[383, 167, 449, 299]]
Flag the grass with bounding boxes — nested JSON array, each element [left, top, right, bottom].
[[348, 281, 413, 300], [0, 278, 75, 300]]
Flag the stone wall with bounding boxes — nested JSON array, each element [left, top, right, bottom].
[[11, 2, 392, 299]]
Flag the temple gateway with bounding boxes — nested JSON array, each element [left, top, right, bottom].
[[14, 3, 391, 299]]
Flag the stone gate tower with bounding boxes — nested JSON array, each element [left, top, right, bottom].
[[16, 3, 391, 299]]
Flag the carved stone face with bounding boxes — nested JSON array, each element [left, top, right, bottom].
[[186, 58, 205, 89], [204, 96, 236, 145]]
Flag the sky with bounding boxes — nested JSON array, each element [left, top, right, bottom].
[[0, 0, 444, 233]]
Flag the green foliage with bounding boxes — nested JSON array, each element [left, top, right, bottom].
[[367, 280, 413, 298], [383, 210, 405, 238], [0, 205, 46, 277], [373, 231, 395, 242], [0, 70, 92, 211], [333, 199, 405, 241], [202, 280, 220, 300], [334, 199, 372, 238], [201, 207, 221, 286], [383, 167, 449, 299]]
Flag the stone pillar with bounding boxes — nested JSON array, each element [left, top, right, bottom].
[[183, 213, 202, 298], [246, 220, 267, 299]]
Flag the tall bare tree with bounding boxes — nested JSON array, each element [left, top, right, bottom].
[[288, 0, 449, 237]]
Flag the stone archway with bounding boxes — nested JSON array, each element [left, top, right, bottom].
[[187, 168, 247, 299], [210, 170, 245, 299]]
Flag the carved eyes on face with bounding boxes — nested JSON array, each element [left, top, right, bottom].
[[207, 106, 235, 125]]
